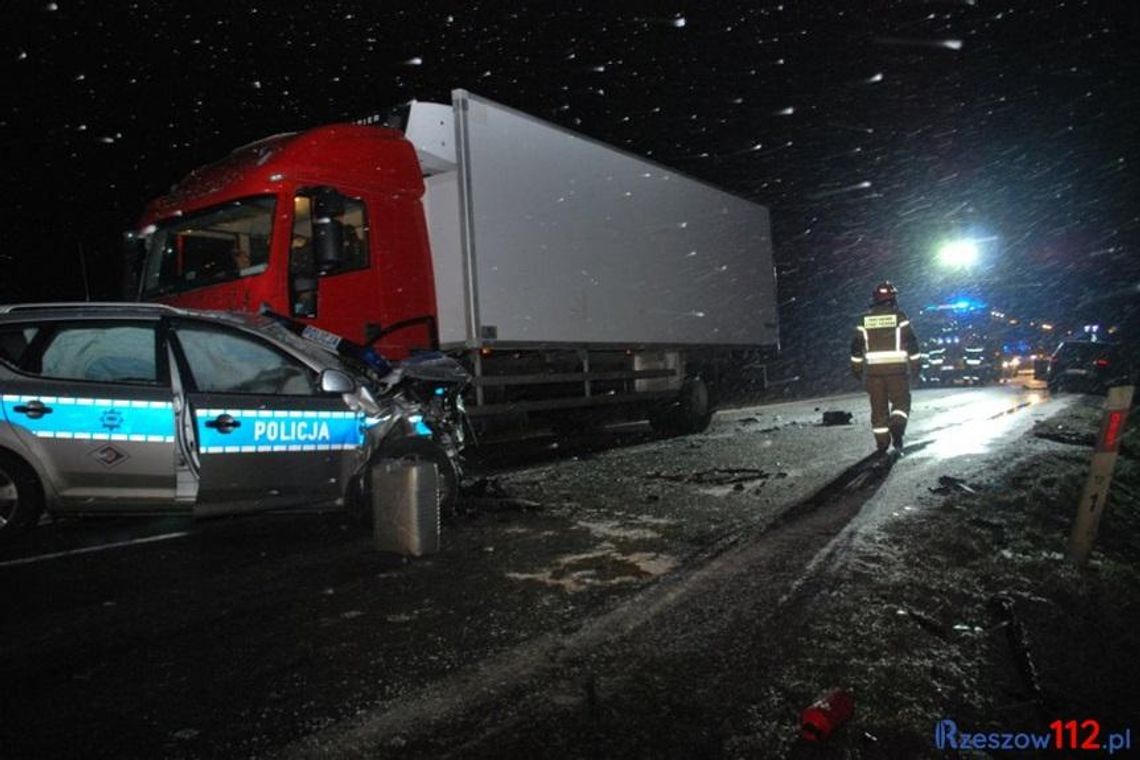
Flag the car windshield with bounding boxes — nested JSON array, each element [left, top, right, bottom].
[[139, 197, 275, 297], [250, 318, 384, 386]]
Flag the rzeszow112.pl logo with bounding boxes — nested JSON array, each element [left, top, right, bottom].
[[935, 719, 1132, 754]]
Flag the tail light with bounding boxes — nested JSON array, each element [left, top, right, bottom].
[[1095, 358, 1110, 368]]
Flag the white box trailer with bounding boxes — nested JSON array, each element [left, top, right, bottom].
[[404, 90, 778, 432]]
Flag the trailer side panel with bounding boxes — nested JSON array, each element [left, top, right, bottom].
[[454, 91, 777, 348]]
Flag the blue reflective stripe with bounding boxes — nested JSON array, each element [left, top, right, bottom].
[[1, 394, 174, 442], [194, 408, 364, 453]]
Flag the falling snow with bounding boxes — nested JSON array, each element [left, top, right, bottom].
[[0, 1, 1136, 361]]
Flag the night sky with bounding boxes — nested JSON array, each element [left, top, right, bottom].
[[3, 1, 1138, 375]]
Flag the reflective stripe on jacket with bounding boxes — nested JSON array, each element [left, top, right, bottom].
[[850, 305, 921, 376]]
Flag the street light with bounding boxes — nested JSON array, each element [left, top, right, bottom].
[[937, 239, 980, 268]]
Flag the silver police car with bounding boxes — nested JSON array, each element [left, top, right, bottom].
[[0, 303, 449, 540]]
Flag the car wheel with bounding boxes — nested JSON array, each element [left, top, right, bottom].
[[0, 451, 44, 542], [375, 436, 461, 519]]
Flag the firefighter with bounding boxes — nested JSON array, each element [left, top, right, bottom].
[[850, 281, 922, 456]]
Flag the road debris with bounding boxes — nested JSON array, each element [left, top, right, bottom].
[[899, 606, 949, 640], [1033, 427, 1096, 447], [821, 410, 853, 426], [461, 477, 544, 512], [989, 594, 1050, 717], [645, 468, 770, 485], [929, 474, 978, 495], [800, 687, 855, 742]]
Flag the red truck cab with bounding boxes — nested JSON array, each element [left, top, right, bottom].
[[133, 124, 438, 358]]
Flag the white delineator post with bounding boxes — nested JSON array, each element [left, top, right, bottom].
[[1069, 385, 1134, 566]]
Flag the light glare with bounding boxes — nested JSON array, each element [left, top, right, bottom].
[[938, 239, 979, 268]]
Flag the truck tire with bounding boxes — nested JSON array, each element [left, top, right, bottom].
[[651, 377, 713, 436], [0, 451, 44, 542], [375, 436, 461, 519]]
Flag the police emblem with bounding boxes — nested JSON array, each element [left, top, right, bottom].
[[100, 408, 124, 431]]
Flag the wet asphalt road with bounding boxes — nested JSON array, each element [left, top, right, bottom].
[[0, 380, 1062, 758]]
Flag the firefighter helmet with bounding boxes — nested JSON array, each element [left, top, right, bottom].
[[871, 281, 898, 304]]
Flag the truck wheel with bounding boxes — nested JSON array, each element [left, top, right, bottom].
[[375, 436, 461, 519], [0, 451, 43, 542], [651, 377, 713, 436]]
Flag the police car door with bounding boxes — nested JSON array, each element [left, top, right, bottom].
[[0, 318, 177, 508], [168, 319, 361, 516]]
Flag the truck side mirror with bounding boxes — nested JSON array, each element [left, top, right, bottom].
[[311, 187, 347, 273], [122, 232, 147, 299]]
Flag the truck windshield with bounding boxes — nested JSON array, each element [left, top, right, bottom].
[[140, 196, 275, 297]]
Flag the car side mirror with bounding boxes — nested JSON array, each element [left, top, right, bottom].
[[319, 368, 355, 394]]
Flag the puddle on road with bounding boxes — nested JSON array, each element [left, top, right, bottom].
[[506, 545, 679, 593]]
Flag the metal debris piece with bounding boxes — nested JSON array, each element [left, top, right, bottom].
[[989, 594, 1050, 717], [929, 475, 977, 495], [901, 607, 949, 640]]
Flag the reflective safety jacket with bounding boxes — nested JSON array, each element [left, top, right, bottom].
[[850, 304, 921, 377]]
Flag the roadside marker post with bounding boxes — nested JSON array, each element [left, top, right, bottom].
[[1069, 385, 1134, 566]]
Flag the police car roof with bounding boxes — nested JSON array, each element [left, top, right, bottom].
[[0, 302, 263, 327], [0, 301, 181, 315]]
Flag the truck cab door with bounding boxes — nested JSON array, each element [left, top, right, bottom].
[[167, 319, 362, 517]]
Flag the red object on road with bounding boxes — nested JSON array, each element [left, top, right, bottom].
[[800, 687, 855, 742]]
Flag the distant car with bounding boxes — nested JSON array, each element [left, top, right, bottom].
[[1045, 341, 1132, 394], [0, 303, 461, 540]]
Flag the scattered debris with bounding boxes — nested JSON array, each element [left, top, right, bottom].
[[900, 606, 949, 640], [989, 594, 1050, 717], [737, 416, 761, 425], [464, 496, 544, 513], [821, 410, 853, 426], [952, 623, 984, 634], [645, 468, 770, 485], [1033, 429, 1095, 447], [461, 477, 510, 498], [460, 477, 544, 512], [929, 475, 977, 494]]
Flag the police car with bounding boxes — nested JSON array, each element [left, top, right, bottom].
[[0, 303, 435, 540]]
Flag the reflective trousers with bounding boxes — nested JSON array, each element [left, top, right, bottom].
[[865, 373, 911, 450]]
